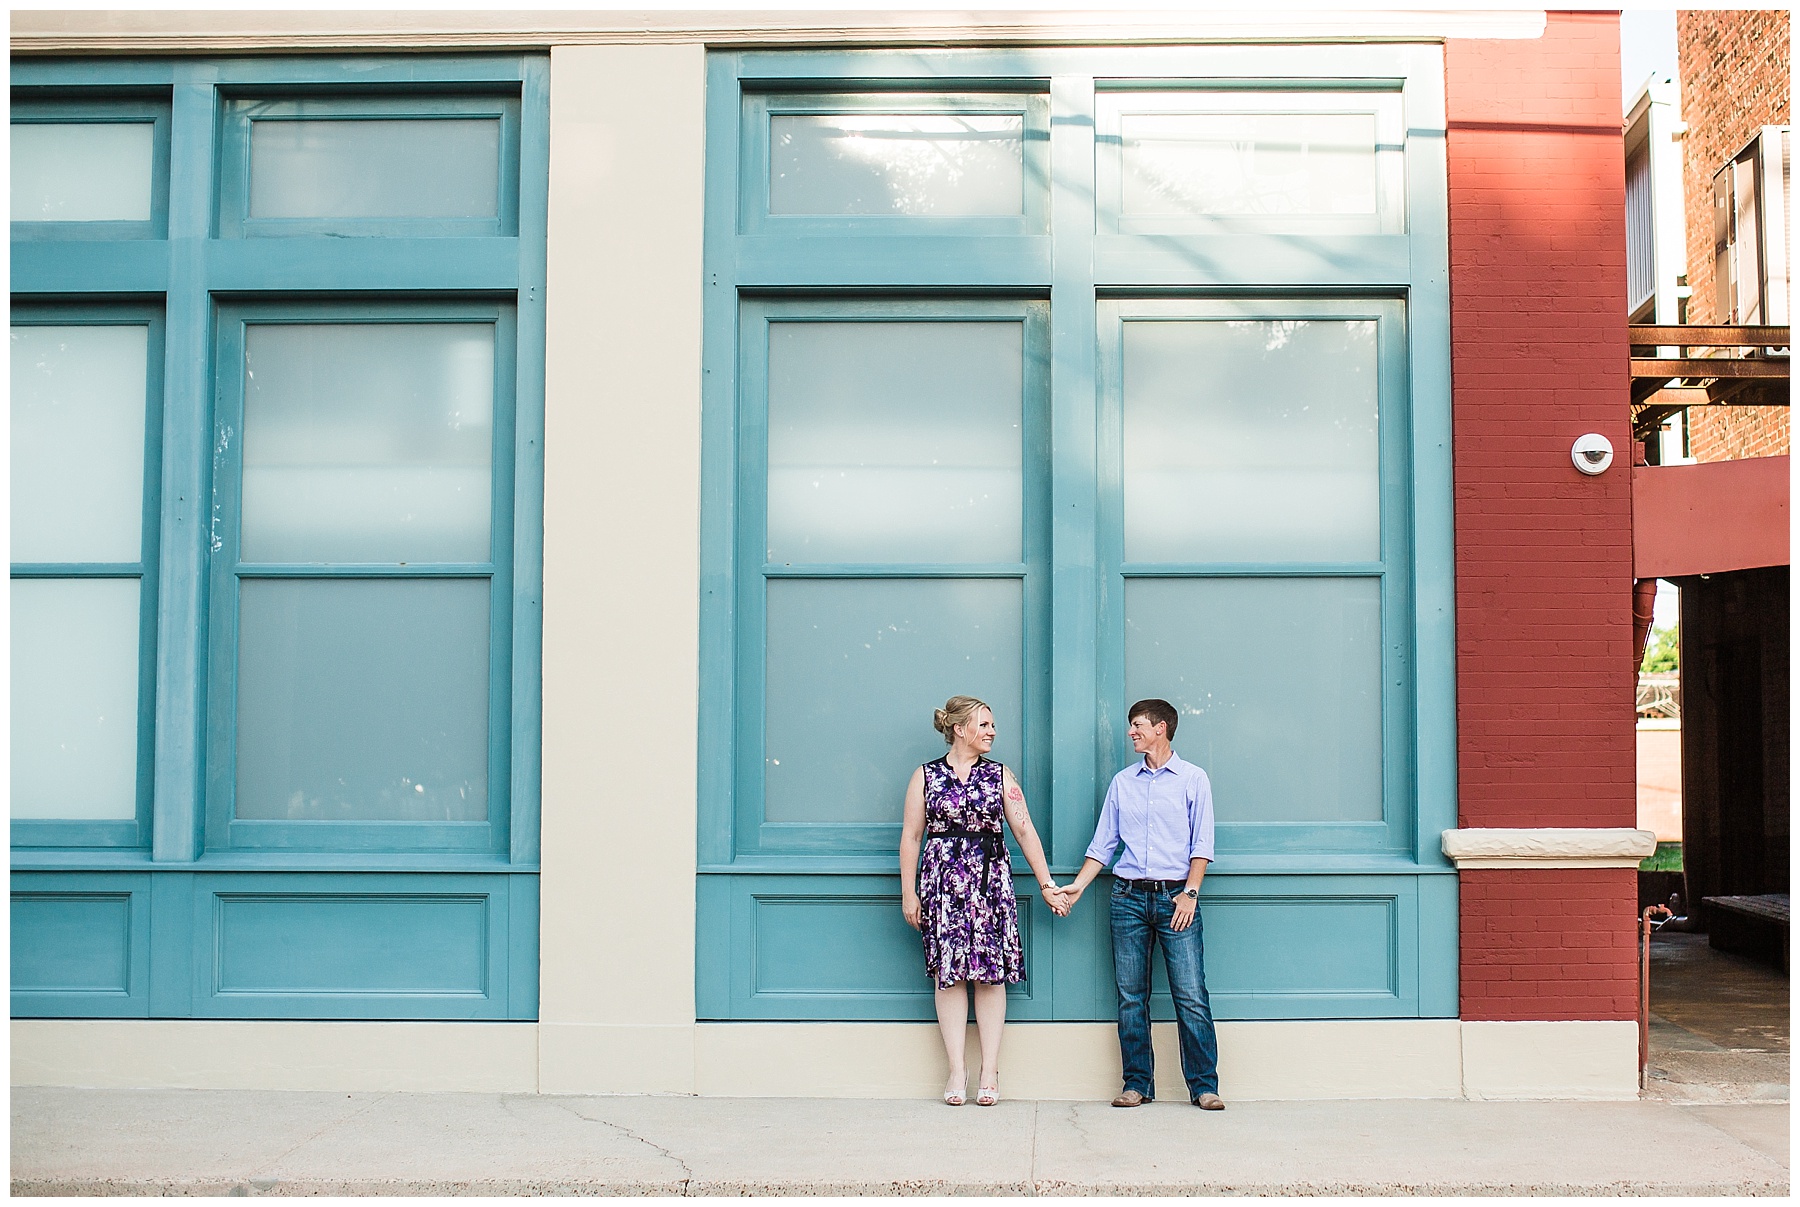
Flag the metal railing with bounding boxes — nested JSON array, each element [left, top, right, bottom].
[[1636, 673, 1680, 720]]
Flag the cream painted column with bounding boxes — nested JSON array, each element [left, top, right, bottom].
[[539, 42, 708, 1093]]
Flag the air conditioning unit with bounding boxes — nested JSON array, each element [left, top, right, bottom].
[[1713, 125, 1791, 326]]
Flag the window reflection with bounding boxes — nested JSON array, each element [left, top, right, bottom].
[[767, 320, 1023, 564], [11, 578, 141, 821], [1123, 318, 1380, 563], [1126, 577, 1382, 823], [240, 323, 494, 564], [765, 578, 1023, 823], [10, 324, 149, 564], [10, 122, 155, 222], [1122, 111, 1379, 218], [234, 579, 489, 822], [771, 114, 1024, 216], [248, 118, 501, 220]]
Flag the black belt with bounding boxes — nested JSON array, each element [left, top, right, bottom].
[[926, 826, 1005, 883], [1117, 878, 1188, 893]]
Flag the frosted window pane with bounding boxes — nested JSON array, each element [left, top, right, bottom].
[[1122, 112, 1377, 218], [249, 119, 501, 219], [771, 114, 1023, 216], [767, 322, 1022, 564], [1124, 319, 1379, 563], [11, 578, 141, 820], [11, 325, 149, 565], [235, 579, 489, 822], [241, 324, 493, 563], [11, 123, 154, 222], [765, 579, 1022, 823], [1125, 578, 1381, 824]]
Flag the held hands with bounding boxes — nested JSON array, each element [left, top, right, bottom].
[[1040, 882, 1085, 917]]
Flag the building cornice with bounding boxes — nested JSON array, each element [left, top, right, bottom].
[[1441, 828, 1658, 870], [10, 9, 1549, 57]]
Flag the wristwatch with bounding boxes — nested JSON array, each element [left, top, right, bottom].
[[1179, 887, 1199, 901]]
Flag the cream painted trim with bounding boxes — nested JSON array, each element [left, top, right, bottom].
[[11, 9, 1549, 56], [537, 44, 706, 1036], [14, 1018, 1641, 1101], [1442, 827, 1657, 870], [539, 1023, 698, 1095], [9, 1020, 539, 1092], [1461, 1021, 1640, 1101]]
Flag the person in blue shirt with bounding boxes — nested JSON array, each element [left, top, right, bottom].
[[1058, 698, 1222, 1110]]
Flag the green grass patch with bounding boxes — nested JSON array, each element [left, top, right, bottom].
[[1640, 841, 1683, 872]]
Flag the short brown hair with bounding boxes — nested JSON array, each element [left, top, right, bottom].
[[1128, 698, 1178, 739]]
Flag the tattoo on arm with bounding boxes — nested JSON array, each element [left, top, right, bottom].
[[1007, 784, 1024, 802]]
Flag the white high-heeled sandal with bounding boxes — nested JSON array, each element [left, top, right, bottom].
[[976, 1079, 999, 1107]]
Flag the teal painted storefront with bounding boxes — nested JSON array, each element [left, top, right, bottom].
[[697, 45, 1460, 1021], [13, 40, 1460, 1031], [11, 54, 547, 1020]]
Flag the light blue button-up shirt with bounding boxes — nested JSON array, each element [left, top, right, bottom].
[[1084, 752, 1215, 880]]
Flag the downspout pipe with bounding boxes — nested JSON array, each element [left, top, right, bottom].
[[1632, 577, 1659, 669]]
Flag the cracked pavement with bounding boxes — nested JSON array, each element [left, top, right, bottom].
[[12, 1086, 1790, 1195]]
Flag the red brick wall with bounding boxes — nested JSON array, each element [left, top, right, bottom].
[[1445, 11, 1637, 1022], [1677, 9, 1791, 330], [1676, 10, 1791, 463], [1460, 870, 1639, 1021], [1688, 407, 1791, 461]]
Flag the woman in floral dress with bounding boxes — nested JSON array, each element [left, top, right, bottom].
[[899, 695, 1066, 1106]]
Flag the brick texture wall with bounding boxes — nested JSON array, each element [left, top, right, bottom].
[[1460, 870, 1639, 1021], [1445, 11, 1637, 1022], [1677, 9, 1791, 462], [1687, 406, 1790, 461]]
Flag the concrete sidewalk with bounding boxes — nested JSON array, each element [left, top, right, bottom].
[[10, 1087, 1790, 1196]]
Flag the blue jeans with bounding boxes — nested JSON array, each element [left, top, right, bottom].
[[1111, 881, 1219, 1100]]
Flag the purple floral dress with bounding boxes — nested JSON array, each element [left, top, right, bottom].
[[917, 757, 1025, 988]]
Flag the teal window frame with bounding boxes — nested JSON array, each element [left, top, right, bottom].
[[12, 52, 546, 1022], [701, 44, 1457, 1023], [10, 302, 166, 850], [204, 299, 521, 855], [9, 96, 172, 241], [1095, 295, 1416, 855], [727, 297, 1053, 861], [216, 92, 523, 239]]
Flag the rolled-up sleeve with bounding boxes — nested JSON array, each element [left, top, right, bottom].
[[1188, 770, 1215, 863], [1085, 781, 1123, 867]]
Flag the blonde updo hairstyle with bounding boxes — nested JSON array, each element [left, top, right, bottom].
[[933, 695, 992, 746]]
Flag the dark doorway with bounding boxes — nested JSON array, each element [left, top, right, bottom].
[[1675, 565, 1789, 936]]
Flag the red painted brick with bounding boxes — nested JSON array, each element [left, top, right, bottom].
[[1440, 13, 1642, 1023], [1456, 870, 1637, 1021]]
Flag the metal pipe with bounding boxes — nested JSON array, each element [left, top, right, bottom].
[[1632, 577, 1660, 669], [1639, 904, 1674, 1088]]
